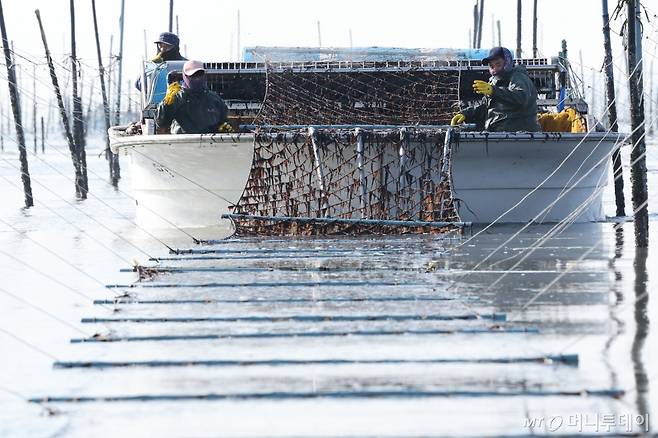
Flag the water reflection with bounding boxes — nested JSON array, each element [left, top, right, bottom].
[[631, 245, 650, 420], [603, 224, 625, 389]]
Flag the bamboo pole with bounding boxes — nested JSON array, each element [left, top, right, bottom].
[[532, 0, 538, 57], [91, 0, 115, 184], [516, 0, 522, 57], [35, 9, 83, 197], [70, 0, 88, 196], [648, 58, 654, 137], [1, 0, 33, 207], [626, 0, 649, 247], [168, 0, 173, 32], [32, 64, 36, 153], [0, 101, 3, 152], [107, 35, 113, 126], [476, 0, 484, 49], [40, 116, 44, 153], [142, 29, 147, 60], [601, 0, 625, 217], [110, 0, 124, 183], [472, 3, 478, 49], [578, 50, 586, 97], [114, 0, 125, 126], [496, 20, 501, 48], [236, 9, 241, 60], [126, 79, 131, 115]]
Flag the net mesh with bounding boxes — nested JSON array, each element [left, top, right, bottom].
[[228, 66, 464, 236], [229, 128, 462, 236], [254, 68, 460, 126]]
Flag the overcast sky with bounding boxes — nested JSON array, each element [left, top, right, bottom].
[[1, 0, 657, 112]]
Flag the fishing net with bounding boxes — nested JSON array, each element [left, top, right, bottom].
[[224, 63, 466, 236], [254, 65, 460, 126], [227, 128, 463, 236]]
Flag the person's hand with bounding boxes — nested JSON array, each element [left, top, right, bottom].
[[151, 53, 163, 63], [218, 122, 234, 133], [163, 82, 181, 105], [450, 113, 466, 126], [473, 80, 493, 96]]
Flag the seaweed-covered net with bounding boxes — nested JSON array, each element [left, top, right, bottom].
[[254, 67, 460, 125], [228, 128, 462, 235]]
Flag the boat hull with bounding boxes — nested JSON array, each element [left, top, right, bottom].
[[110, 129, 624, 229], [110, 130, 254, 230], [452, 132, 623, 223]]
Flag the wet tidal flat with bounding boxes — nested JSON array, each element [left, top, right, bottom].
[[0, 141, 657, 436]]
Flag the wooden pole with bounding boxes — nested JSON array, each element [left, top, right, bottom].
[[168, 0, 173, 32], [472, 3, 478, 49], [649, 59, 654, 137], [496, 20, 501, 48], [107, 35, 113, 125], [70, 0, 88, 197], [516, 0, 522, 57], [532, 0, 538, 57], [1, 0, 33, 207], [601, 0, 625, 217], [0, 102, 3, 152], [626, 0, 649, 247], [476, 0, 484, 49], [35, 9, 82, 197], [40, 116, 44, 153], [92, 0, 116, 185], [176, 15, 179, 37], [114, 0, 125, 126], [236, 9, 241, 60], [491, 14, 495, 47], [110, 0, 124, 183], [126, 79, 131, 115], [143, 29, 147, 60], [32, 63, 37, 153]]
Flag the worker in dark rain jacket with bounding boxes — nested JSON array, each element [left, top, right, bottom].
[[135, 32, 187, 92], [151, 32, 187, 63], [451, 46, 541, 132], [156, 60, 229, 134]]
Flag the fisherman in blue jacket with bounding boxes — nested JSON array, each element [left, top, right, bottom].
[[156, 60, 229, 134], [451, 47, 541, 132]]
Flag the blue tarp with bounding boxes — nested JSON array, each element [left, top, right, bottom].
[[243, 46, 492, 62]]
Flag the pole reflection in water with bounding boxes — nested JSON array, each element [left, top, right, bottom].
[[604, 224, 625, 390], [631, 244, 650, 421]]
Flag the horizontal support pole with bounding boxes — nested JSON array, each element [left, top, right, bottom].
[[223, 214, 471, 229], [70, 327, 540, 343], [240, 124, 476, 131], [80, 313, 506, 324], [94, 296, 461, 305], [53, 354, 578, 369], [105, 280, 426, 289], [30, 388, 623, 404]]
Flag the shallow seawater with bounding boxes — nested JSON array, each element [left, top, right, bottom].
[[0, 135, 656, 437]]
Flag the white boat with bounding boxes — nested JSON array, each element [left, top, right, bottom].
[[109, 128, 624, 228], [110, 53, 625, 231], [452, 131, 624, 223], [109, 130, 254, 230]]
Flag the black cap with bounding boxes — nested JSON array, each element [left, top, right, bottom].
[[482, 46, 506, 65], [154, 32, 179, 47]]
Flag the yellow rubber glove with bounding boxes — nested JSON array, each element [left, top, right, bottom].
[[450, 113, 466, 126], [151, 53, 164, 63], [473, 80, 493, 96], [163, 82, 181, 105], [218, 122, 234, 133]]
